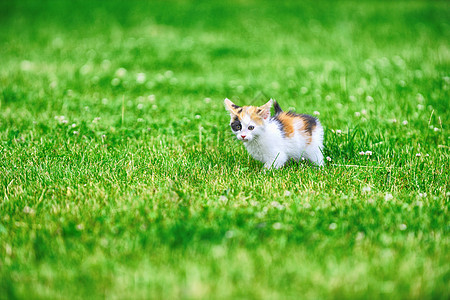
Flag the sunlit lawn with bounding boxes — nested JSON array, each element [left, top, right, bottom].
[[0, 0, 449, 299]]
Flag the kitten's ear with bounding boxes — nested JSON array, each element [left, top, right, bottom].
[[224, 98, 240, 115], [258, 99, 273, 120]]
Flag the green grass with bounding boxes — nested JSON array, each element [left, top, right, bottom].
[[0, 0, 449, 299]]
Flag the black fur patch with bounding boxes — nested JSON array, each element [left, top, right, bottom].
[[231, 103, 241, 109], [273, 101, 283, 115], [299, 114, 317, 135], [230, 117, 242, 131]]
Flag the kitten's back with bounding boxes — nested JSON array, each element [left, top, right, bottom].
[[271, 102, 318, 141]]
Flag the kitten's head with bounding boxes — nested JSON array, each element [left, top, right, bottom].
[[224, 98, 273, 142]]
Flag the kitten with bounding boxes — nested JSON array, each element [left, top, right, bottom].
[[224, 98, 324, 169]]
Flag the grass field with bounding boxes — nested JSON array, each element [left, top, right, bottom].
[[0, 0, 449, 299]]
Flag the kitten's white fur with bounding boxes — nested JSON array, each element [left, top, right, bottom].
[[225, 98, 324, 169]]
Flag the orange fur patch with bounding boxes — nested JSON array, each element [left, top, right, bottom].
[[233, 106, 264, 125], [276, 113, 295, 137], [299, 115, 316, 144], [247, 106, 264, 125]]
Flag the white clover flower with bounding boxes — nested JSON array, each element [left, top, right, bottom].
[[148, 95, 156, 102], [73, 131, 79, 135], [71, 123, 77, 128], [434, 127, 440, 132], [365, 151, 373, 156], [115, 67, 127, 78], [249, 200, 259, 207], [165, 70, 174, 78], [204, 97, 211, 103], [272, 222, 282, 230], [418, 193, 427, 198], [385, 193, 393, 201], [76, 224, 84, 231], [23, 206, 34, 214], [136, 73, 146, 84], [284, 190, 291, 197], [417, 104, 424, 110], [359, 151, 365, 155], [417, 93, 424, 102], [390, 118, 397, 123], [219, 195, 227, 203], [356, 232, 365, 241], [80, 64, 92, 75], [326, 156, 332, 161], [137, 103, 144, 110], [416, 153, 421, 157], [55, 115, 66, 123], [361, 109, 367, 115], [402, 120, 408, 125], [355, 112, 361, 117], [313, 111, 320, 116], [362, 186, 372, 193], [195, 115, 201, 119], [399, 224, 407, 231], [92, 117, 101, 123], [101, 59, 111, 69], [111, 78, 120, 86], [329, 223, 337, 230], [20, 60, 34, 71], [366, 96, 374, 102], [336, 129, 342, 134]]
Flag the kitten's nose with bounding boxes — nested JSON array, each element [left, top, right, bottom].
[[241, 135, 246, 139]]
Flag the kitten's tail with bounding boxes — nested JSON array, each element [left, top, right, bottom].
[[273, 100, 283, 116]]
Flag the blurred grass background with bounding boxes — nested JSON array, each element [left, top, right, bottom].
[[0, 0, 449, 299]]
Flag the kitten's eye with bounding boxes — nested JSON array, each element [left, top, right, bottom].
[[248, 125, 255, 130], [231, 121, 242, 131]]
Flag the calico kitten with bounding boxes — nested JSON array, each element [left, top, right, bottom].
[[224, 98, 324, 169]]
